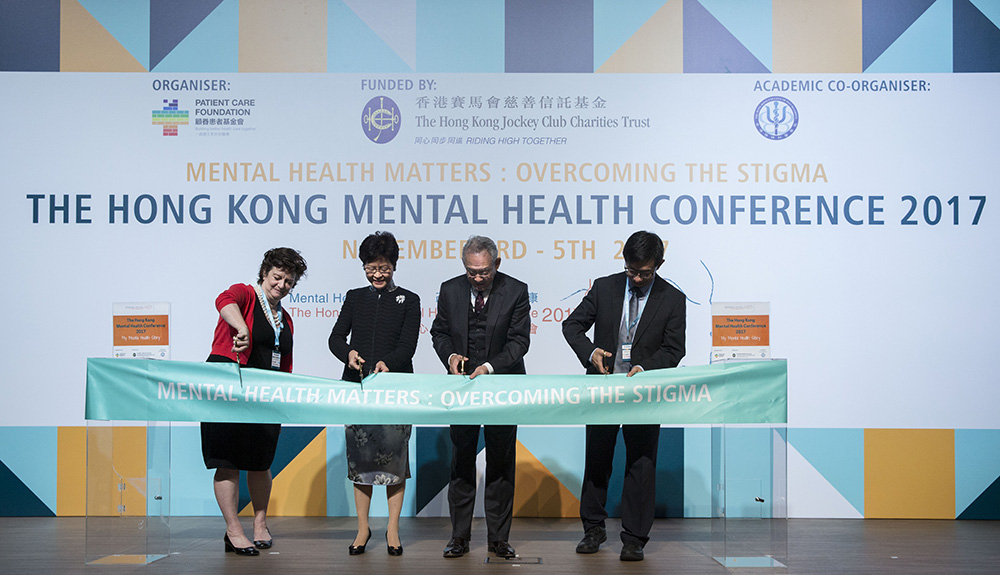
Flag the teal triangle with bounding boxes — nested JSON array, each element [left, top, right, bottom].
[[955, 430, 1000, 515], [0, 459, 55, 516], [867, 0, 952, 72], [789, 429, 864, 515], [958, 474, 1000, 520], [152, 0, 237, 72], [970, 0, 1000, 28], [593, 0, 666, 70], [698, 0, 772, 71], [330, 0, 411, 72], [78, 0, 150, 70], [236, 426, 323, 511]]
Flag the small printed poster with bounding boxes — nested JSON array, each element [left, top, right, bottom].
[[711, 302, 770, 362], [113, 302, 170, 360]]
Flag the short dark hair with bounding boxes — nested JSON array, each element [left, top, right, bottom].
[[257, 247, 307, 285], [358, 231, 399, 267], [622, 231, 664, 266]]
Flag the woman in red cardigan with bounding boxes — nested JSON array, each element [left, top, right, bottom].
[[202, 247, 307, 556]]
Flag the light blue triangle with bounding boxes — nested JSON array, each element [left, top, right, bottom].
[[517, 427, 586, 500], [866, 0, 952, 73], [970, 0, 1000, 28], [163, 427, 216, 516], [955, 430, 1000, 516], [789, 429, 864, 516], [593, 0, 666, 70], [329, 0, 411, 72], [0, 427, 58, 513], [152, 0, 237, 72], [78, 0, 150, 70], [699, 0, 773, 71]]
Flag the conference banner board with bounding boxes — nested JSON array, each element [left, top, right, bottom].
[[85, 358, 787, 426], [712, 302, 770, 362], [4, 71, 999, 430]]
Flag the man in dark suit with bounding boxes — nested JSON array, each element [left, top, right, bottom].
[[431, 235, 531, 559], [562, 230, 686, 562]]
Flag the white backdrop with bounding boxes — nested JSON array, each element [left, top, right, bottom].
[[3, 72, 997, 429]]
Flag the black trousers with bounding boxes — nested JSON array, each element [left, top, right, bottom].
[[579, 424, 659, 546], [448, 424, 517, 542]]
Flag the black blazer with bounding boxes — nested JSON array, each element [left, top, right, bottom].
[[430, 272, 531, 375], [563, 272, 685, 374], [328, 285, 421, 383]]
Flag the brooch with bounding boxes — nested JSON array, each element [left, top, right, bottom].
[[396, 294, 405, 304]]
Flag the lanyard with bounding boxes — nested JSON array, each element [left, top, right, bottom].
[[254, 284, 282, 349]]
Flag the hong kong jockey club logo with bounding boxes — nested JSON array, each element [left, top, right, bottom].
[[754, 96, 798, 140], [152, 99, 189, 136], [362, 96, 401, 143]]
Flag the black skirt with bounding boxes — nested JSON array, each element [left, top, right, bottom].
[[201, 299, 289, 471]]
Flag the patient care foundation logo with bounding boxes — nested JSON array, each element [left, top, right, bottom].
[[754, 96, 798, 140], [362, 96, 401, 143], [152, 99, 189, 136]]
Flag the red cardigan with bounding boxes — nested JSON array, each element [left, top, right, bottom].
[[210, 283, 294, 372]]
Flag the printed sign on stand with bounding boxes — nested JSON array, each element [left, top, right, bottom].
[[113, 302, 170, 360], [712, 302, 770, 362]]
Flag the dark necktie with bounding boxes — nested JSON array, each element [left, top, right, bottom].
[[474, 290, 485, 314], [626, 287, 640, 341], [614, 287, 642, 373]]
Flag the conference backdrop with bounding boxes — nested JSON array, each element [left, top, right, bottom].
[[2, 0, 999, 521]]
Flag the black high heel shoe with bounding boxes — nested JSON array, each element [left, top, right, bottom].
[[349, 528, 372, 555], [224, 533, 260, 556], [253, 531, 273, 549], [386, 532, 403, 556]]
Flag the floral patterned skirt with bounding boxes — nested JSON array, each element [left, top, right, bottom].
[[345, 424, 412, 485]]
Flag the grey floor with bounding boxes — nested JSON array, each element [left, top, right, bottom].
[[1, 516, 998, 574]]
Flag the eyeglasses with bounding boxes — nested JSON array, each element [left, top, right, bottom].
[[363, 265, 393, 275], [465, 267, 494, 279], [624, 266, 655, 280]]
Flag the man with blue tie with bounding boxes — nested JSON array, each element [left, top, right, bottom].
[[562, 230, 686, 561]]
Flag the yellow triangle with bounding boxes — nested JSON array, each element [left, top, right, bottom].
[[61, 0, 146, 72], [240, 429, 328, 516], [598, 0, 683, 73], [513, 441, 580, 518]]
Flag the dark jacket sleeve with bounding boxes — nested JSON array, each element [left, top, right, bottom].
[[562, 278, 602, 370], [635, 285, 686, 371], [381, 290, 421, 372], [328, 289, 355, 365], [487, 280, 531, 374], [430, 280, 456, 370]]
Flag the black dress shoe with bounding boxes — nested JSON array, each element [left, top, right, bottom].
[[224, 533, 260, 556], [443, 537, 469, 558], [487, 540, 516, 558], [386, 532, 403, 556], [620, 542, 644, 561], [576, 526, 607, 554], [349, 528, 372, 555]]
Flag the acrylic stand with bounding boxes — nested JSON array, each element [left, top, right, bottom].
[[85, 420, 171, 565]]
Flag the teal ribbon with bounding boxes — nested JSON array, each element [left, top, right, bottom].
[[85, 358, 787, 425]]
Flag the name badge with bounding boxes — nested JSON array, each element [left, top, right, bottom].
[[621, 343, 632, 362], [271, 350, 281, 369]]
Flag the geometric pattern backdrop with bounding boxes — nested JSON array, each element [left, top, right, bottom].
[[1, 0, 999, 73], [1, 426, 998, 519]]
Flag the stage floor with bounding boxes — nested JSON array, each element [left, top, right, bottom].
[[1, 516, 998, 574]]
